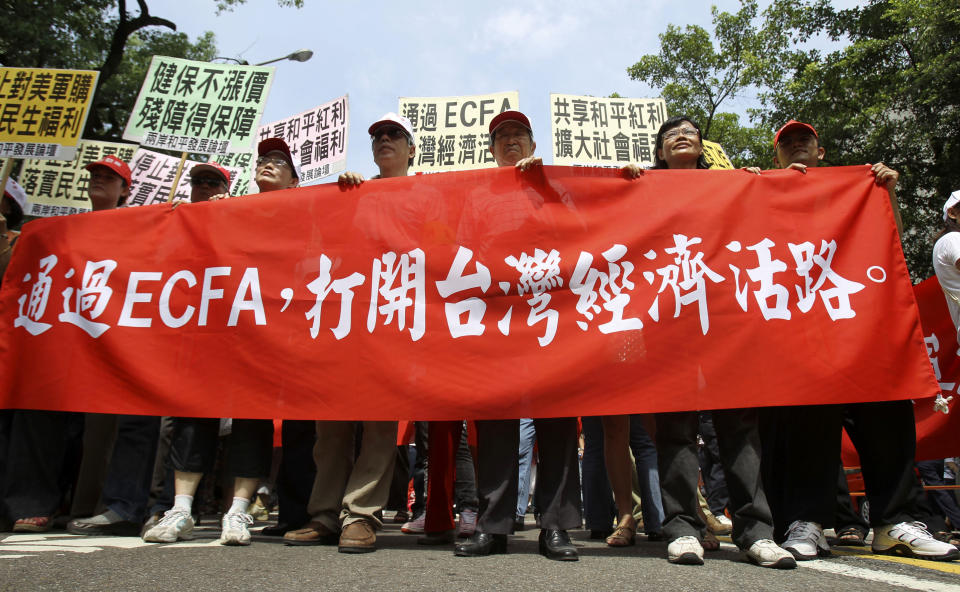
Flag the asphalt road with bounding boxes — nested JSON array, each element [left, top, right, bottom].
[[2, 517, 960, 591]]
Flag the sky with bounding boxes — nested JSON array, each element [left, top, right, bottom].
[[149, 0, 859, 176]]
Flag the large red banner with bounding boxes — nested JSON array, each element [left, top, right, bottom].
[[0, 165, 940, 420]]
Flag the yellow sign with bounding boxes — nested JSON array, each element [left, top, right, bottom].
[[399, 92, 519, 173], [19, 140, 137, 217], [0, 68, 99, 161], [702, 139, 734, 169]]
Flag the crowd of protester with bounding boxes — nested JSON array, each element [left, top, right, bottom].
[[0, 109, 959, 570]]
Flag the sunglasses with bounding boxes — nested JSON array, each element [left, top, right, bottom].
[[190, 177, 225, 188]]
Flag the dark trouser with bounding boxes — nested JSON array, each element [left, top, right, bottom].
[[1, 410, 84, 519], [100, 415, 161, 522], [761, 400, 924, 541], [581, 416, 615, 531], [386, 445, 411, 513], [168, 418, 272, 479], [918, 459, 960, 529], [698, 411, 730, 516], [410, 421, 428, 517], [276, 420, 317, 528], [656, 408, 772, 550], [835, 463, 869, 534], [475, 417, 581, 535]]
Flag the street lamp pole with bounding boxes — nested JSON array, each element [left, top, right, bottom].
[[212, 49, 314, 66]]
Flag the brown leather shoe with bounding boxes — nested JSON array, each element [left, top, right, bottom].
[[338, 520, 376, 553], [283, 521, 339, 546]]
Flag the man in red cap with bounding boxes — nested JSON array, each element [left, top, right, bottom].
[[454, 110, 583, 562], [188, 162, 230, 203], [145, 138, 305, 548], [85, 154, 132, 211], [759, 120, 958, 561]]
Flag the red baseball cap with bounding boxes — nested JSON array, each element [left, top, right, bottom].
[[257, 137, 301, 179], [774, 120, 818, 147], [489, 110, 532, 136], [190, 161, 231, 186], [85, 154, 132, 186]]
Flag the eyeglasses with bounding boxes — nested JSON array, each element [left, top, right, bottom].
[[371, 127, 408, 142], [663, 127, 699, 140], [190, 177, 225, 188], [256, 156, 291, 169]]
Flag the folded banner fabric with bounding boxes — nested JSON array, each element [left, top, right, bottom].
[[0, 165, 939, 420], [843, 276, 960, 463]]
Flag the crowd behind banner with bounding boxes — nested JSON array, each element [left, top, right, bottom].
[[0, 56, 958, 570]]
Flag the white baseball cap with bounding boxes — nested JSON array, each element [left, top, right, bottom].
[[944, 190, 960, 221], [368, 113, 415, 144]]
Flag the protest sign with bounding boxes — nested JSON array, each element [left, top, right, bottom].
[[0, 166, 937, 420], [400, 92, 519, 173], [123, 56, 274, 155], [550, 94, 666, 168], [702, 139, 734, 169], [256, 96, 348, 186], [126, 148, 246, 206], [16, 140, 137, 217], [0, 68, 99, 161]]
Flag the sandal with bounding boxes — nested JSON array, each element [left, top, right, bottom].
[[13, 516, 52, 533], [605, 517, 637, 547], [702, 530, 720, 551], [836, 526, 866, 546]]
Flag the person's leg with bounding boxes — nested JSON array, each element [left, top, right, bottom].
[[601, 414, 636, 544], [655, 411, 703, 543], [629, 414, 664, 536], [845, 401, 926, 527], [473, 419, 521, 535], [69, 415, 161, 535], [516, 418, 536, 523], [698, 411, 729, 516], [4, 410, 81, 528], [711, 408, 774, 550], [274, 419, 317, 532], [423, 421, 458, 535], [453, 422, 478, 535], [834, 463, 869, 543], [410, 421, 428, 519], [581, 416, 615, 533], [532, 417, 583, 532], [918, 460, 960, 528], [142, 417, 218, 543]]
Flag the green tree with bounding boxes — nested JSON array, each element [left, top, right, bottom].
[[626, 0, 783, 165], [760, 0, 960, 279], [0, 1, 215, 139], [627, 0, 960, 279]]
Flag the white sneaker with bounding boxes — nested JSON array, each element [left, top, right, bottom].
[[667, 535, 704, 565], [401, 512, 426, 534], [219, 511, 254, 546], [872, 521, 960, 561], [142, 508, 195, 543], [746, 539, 798, 569], [782, 520, 830, 560], [457, 509, 477, 538]]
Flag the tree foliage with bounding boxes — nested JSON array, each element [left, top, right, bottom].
[[0, 1, 217, 139], [628, 0, 960, 279]]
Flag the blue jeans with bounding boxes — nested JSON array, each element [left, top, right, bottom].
[[516, 418, 536, 518], [581, 415, 664, 533]]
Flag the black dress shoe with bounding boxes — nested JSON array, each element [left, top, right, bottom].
[[539, 529, 578, 561], [514, 516, 525, 532], [260, 523, 293, 536], [454, 532, 508, 557]]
